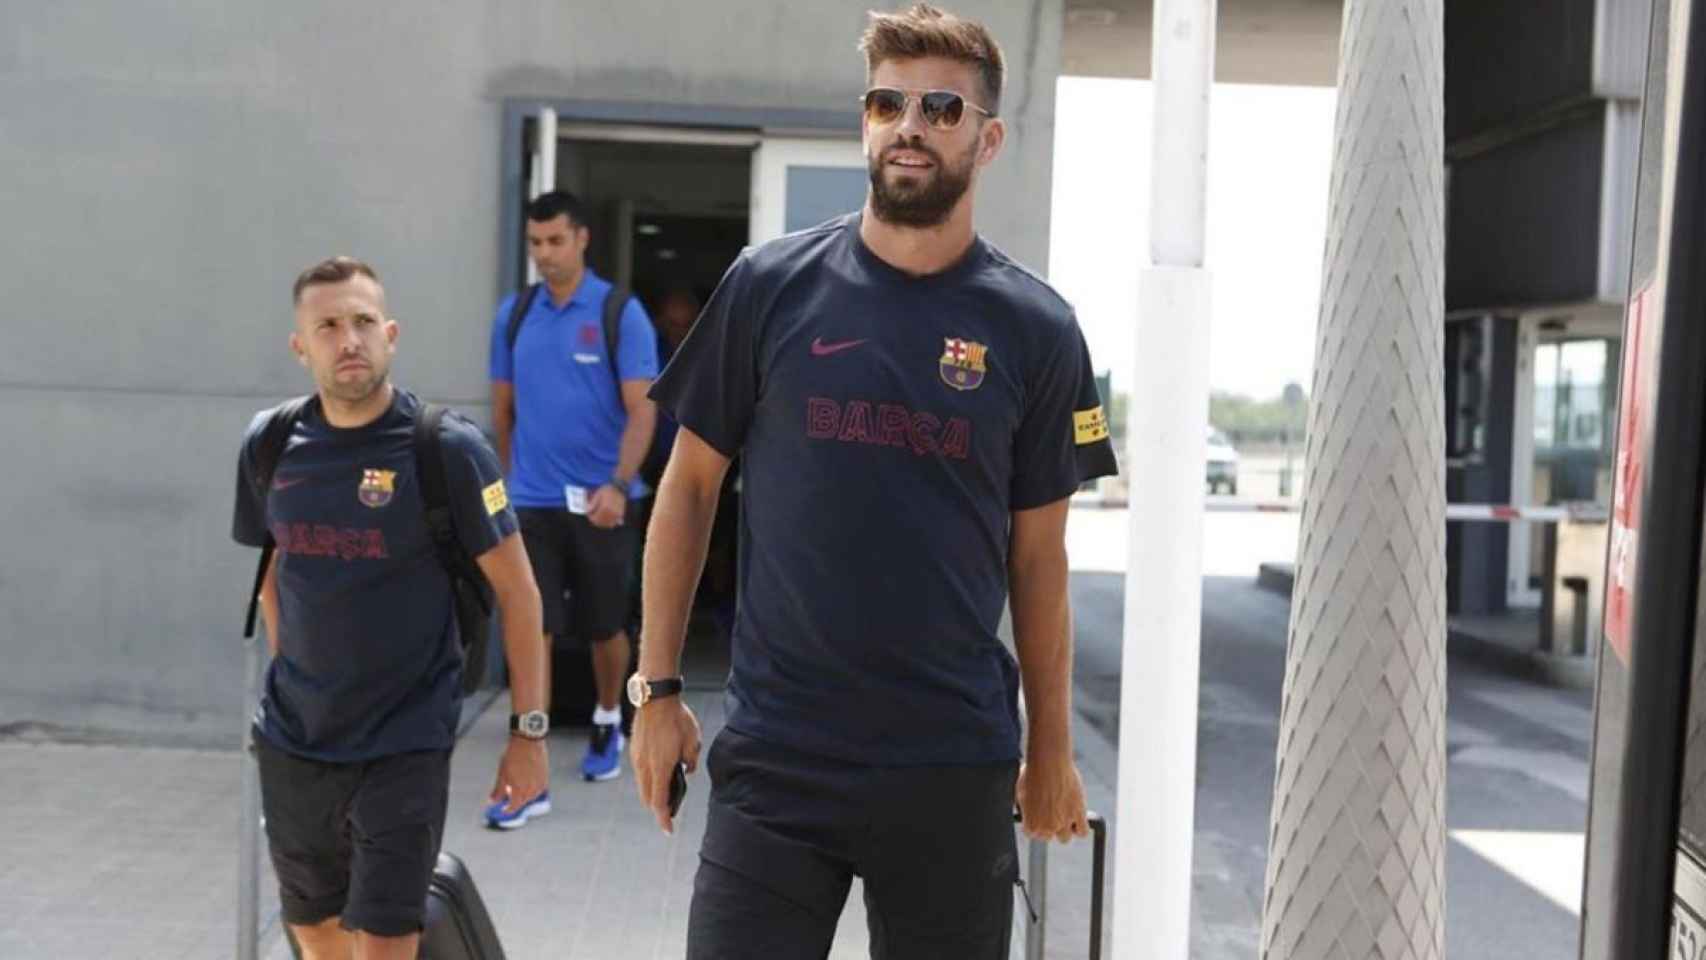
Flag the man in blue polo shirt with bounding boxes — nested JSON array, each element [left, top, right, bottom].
[[490, 190, 659, 806]]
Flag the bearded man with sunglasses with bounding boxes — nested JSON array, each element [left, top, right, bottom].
[[632, 5, 1118, 957]]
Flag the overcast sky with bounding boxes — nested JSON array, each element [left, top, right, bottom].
[[1048, 77, 1338, 401]]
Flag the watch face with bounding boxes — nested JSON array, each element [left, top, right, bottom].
[[519, 712, 548, 737], [627, 674, 648, 707]]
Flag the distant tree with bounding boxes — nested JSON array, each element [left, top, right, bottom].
[[1210, 384, 1309, 446]]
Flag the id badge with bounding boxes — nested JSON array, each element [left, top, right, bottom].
[[565, 485, 590, 515]]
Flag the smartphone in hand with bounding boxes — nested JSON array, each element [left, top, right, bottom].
[[668, 760, 689, 819]]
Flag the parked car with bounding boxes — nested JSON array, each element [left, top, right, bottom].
[[1207, 427, 1239, 495]]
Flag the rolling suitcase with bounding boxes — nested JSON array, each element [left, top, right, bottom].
[[282, 852, 503, 959], [1016, 810, 1108, 960], [420, 851, 505, 960]]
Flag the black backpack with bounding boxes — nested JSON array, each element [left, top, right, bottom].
[[506, 280, 633, 400], [241, 397, 495, 695]]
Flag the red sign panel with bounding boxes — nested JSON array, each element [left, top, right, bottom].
[[1606, 284, 1656, 665]]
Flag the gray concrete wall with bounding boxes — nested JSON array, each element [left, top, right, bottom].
[[0, 1, 1062, 744]]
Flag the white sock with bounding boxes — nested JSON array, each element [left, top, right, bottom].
[[592, 706, 622, 728]]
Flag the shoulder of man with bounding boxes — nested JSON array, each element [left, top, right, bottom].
[[240, 396, 313, 469], [978, 241, 1079, 333], [427, 406, 513, 522], [240, 406, 273, 451], [743, 215, 851, 278], [426, 405, 497, 460]]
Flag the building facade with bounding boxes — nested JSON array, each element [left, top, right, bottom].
[[0, 1, 1064, 743]]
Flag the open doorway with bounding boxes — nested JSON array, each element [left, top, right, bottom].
[[512, 115, 868, 307], [550, 136, 754, 307], [510, 120, 865, 651]]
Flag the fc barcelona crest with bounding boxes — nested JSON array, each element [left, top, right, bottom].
[[358, 469, 396, 508], [939, 337, 989, 391]]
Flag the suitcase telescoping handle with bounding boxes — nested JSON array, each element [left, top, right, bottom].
[[1014, 809, 1107, 960]]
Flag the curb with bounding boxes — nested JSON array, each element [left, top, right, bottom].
[[1253, 562, 1595, 692]]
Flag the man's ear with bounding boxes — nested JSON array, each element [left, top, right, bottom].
[[290, 331, 307, 366], [977, 117, 1007, 168]]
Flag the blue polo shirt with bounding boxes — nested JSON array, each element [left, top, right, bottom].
[[488, 270, 659, 507]]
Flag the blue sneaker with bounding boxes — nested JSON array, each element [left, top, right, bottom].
[[484, 791, 550, 830], [582, 723, 624, 782]]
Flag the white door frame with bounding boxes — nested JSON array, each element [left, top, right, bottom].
[[749, 137, 866, 247], [524, 107, 557, 286], [1509, 316, 1541, 608]]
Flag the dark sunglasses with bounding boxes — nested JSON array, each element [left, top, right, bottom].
[[860, 87, 996, 130]]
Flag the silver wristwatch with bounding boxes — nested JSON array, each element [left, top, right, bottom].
[[509, 710, 549, 740]]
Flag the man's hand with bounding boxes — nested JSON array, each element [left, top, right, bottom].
[[1016, 754, 1090, 844], [587, 484, 626, 529], [489, 737, 549, 815], [632, 698, 701, 835]]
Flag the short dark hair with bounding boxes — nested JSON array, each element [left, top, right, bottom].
[[527, 190, 589, 228], [292, 256, 380, 304], [859, 4, 1005, 116]]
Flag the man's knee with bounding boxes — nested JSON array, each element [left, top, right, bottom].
[[688, 859, 839, 960], [289, 917, 352, 960], [353, 930, 422, 960]]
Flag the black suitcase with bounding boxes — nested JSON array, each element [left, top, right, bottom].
[[282, 852, 503, 959], [1016, 810, 1108, 960], [420, 851, 505, 960]]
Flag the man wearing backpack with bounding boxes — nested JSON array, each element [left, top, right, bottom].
[[233, 257, 548, 960], [490, 190, 660, 803]]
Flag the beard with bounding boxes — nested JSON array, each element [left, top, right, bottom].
[[868, 138, 976, 228]]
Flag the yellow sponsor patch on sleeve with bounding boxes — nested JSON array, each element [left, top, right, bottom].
[[1074, 406, 1110, 445], [482, 479, 509, 516]]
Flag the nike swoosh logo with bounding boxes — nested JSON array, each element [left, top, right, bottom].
[[272, 477, 307, 491], [811, 337, 868, 357]]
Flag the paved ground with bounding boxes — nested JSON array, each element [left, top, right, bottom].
[[0, 689, 1116, 960], [1066, 509, 1592, 960], [0, 508, 1594, 958]]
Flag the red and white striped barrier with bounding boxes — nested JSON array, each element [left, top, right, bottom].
[[1079, 497, 1608, 522], [1444, 503, 1609, 523], [1203, 499, 1300, 514]]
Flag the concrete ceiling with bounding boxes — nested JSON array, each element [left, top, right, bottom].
[[1062, 0, 1343, 86]]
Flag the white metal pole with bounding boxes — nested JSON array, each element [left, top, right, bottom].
[[1116, 1, 1216, 958]]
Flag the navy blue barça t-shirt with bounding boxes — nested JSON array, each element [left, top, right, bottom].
[[649, 214, 1119, 766], [231, 389, 518, 763]]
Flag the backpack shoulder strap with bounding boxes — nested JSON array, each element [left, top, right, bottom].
[[412, 404, 492, 612], [250, 396, 311, 505], [505, 284, 543, 355], [244, 395, 310, 639], [414, 402, 452, 522], [603, 284, 631, 399]]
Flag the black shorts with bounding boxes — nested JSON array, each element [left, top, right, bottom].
[[688, 728, 1019, 960], [517, 507, 636, 643], [253, 735, 451, 937]]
